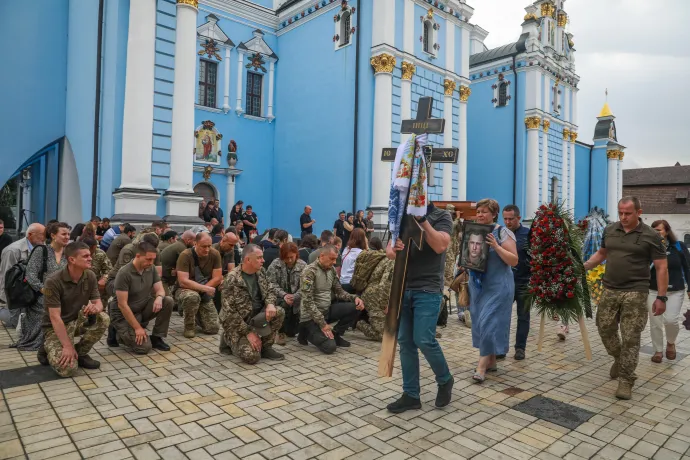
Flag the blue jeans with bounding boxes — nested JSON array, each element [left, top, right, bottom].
[[398, 290, 451, 399], [514, 286, 530, 350]]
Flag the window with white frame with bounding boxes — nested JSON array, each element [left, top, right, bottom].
[[341, 11, 351, 46], [246, 72, 263, 117], [334, 5, 355, 49], [492, 74, 511, 108], [552, 82, 560, 114], [420, 10, 438, 57], [423, 21, 432, 54], [198, 60, 218, 108]]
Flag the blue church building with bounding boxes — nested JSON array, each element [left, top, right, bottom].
[[0, 0, 625, 236]]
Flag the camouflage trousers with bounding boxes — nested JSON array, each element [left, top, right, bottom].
[[176, 289, 219, 334], [221, 307, 285, 364], [43, 311, 110, 378], [596, 288, 648, 384], [110, 296, 174, 354], [356, 309, 384, 341]]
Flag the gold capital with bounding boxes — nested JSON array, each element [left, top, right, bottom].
[[177, 0, 199, 8], [569, 131, 578, 143], [562, 128, 571, 139], [607, 150, 622, 160], [401, 61, 416, 80], [541, 2, 555, 17], [542, 120, 550, 133], [459, 85, 471, 102], [525, 116, 541, 130], [371, 53, 396, 74], [557, 12, 567, 27], [618, 151, 625, 161], [524, 13, 537, 21], [444, 79, 456, 96]]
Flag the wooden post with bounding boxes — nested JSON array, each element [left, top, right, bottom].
[[578, 315, 592, 360], [537, 312, 546, 352]]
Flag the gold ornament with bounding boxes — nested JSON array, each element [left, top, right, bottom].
[[607, 150, 622, 160], [444, 79, 456, 96], [569, 131, 578, 143], [459, 85, 471, 102], [177, 0, 199, 8], [427, 8, 434, 19], [542, 120, 550, 132], [557, 13, 567, 27], [401, 61, 416, 80], [524, 13, 537, 21], [618, 151, 625, 161], [540, 2, 555, 17], [525, 116, 541, 129], [562, 128, 571, 139], [370, 53, 396, 74], [203, 165, 213, 180]]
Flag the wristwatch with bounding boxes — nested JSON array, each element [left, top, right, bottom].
[[657, 295, 668, 303], [415, 216, 427, 224]]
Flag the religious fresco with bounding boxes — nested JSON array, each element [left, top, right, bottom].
[[194, 120, 223, 166]]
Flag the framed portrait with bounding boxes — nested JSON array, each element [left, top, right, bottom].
[[194, 120, 223, 166], [459, 221, 493, 273]]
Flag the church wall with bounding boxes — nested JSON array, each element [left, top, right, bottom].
[[354, 0, 374, 215], [273, 1, 359, 234], [574, 142, 591, 219], [0, 0, 68, 191], [413, 4, 446, 69], [590, 143, 609, 215]]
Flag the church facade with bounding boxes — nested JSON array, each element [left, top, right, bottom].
[[0, 0, 625, 236]]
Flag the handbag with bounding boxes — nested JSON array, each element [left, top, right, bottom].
[[450, 271, 470, 307]]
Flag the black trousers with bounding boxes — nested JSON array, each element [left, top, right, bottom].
[[278, 301, 300, 337], [301, 302, 359, 354]]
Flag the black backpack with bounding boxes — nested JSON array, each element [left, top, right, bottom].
[[4, 245, 48, 310]]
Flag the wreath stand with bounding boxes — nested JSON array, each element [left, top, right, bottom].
[[537, 312, 592, 360]]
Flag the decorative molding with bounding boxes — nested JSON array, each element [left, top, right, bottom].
[[243, 114, 267, 122], [542, 119, 551, 132], [195, 104, 223, 114], [443, 79, 456, 96], [524, 13, 537, 21], [569, 131, 578, 143], [371, 53, 396, 74], [198, 6, 275, 35], [178, 0, 199, 8], [525, 116, 541, 129], [541, 2, 555, 17], [459, 85, 471, 102], [198, 39, 223, 60], [618, 151, 625, 161], [562, 128, 571, 139], [333, 1, 356, 49], [557, 12, 568, 27], [401, 61, 416, 80], [607, 150, 623, 160]]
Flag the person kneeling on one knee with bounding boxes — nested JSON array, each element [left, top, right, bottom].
[[299, 245, 365, 354], [112, 241, 173, 354], [175, 232, 222, 338], [40, 242, 110, 377], [220, 244, 285, 363]]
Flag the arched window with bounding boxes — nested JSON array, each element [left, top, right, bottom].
[[194, 182, 216, 202], [498, 82, 508, 107], [340, 11, 351, 46], [550, 176, 560, 203], [423, 21, 432, 54]]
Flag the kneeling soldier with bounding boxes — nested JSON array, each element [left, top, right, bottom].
[[112, 241, 173, 353], [176, 232, 222, 338], [220, 244, 285, 363], [41, 242, 109, 377]]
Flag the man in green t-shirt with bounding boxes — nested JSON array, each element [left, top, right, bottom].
[[175, 232, 222, 338]]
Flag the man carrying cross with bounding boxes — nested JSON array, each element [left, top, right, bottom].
[[383, 97, 454, 413]]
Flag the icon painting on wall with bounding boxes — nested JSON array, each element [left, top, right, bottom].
[[194, 120, 223, 166]]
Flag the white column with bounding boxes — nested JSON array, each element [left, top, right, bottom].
[[541, 122, 550, 203], [442, 85, 454, 200], [525, 117, 540, 218], [561, 128, 569, 207], [457, 90, 468, 200], [235, 53, 244, 115], [267, 60, 275, 122], [617, 153, 624, 201], [460, 28, 470, 78], [403, 0, 414, 54], [607, 151, 619, 215], [226, 172, 237, 216], [165, 0, 200, 218], [370, 54, 395, 214], [372, 0, 395, 48], [113, 0, 159, 217], [569, 133, 576, 210], [401, 62, 414, 120], [222, 47, 231, 113]]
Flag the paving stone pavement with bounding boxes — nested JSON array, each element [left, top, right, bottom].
[[2, 298, 690, 460]]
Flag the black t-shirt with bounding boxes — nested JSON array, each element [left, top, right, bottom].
[[406, 207, 453, 292], [243, 212, 258, 235], [300, 213, 313, 234], [96, 226, 109, 237], [0, 233, 13, 263], [354, 218, 366, 230], [333, 219, 345, 240]]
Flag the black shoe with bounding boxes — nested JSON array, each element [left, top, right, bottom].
[[334, 334, 350, 348], [77, 355, 101, 370], [514, 349, 525, 361], [150, 336, 170, 352], [107, 326, 118, 347], [298, 333, 308, 346], [496, 354, 506, 360], [387, 393, 422, 414], [435, 376, 454, 408], [37, 346, 48, 366], [261, 346, 285, 361]]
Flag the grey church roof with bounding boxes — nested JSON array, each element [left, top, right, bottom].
[[469, 33, 529, 67], [593, 119, 616, 141], [623, 165, 690, 186], [277, 0, 300, 13]]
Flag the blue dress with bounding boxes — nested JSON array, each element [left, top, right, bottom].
[[469, 225, 516, 356]]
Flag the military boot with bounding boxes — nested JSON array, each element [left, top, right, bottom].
[[615, 381, 633, 400], [183, 308, 196, 338], [610, 359, 620, 380]]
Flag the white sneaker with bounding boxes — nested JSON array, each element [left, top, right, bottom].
[[458, 311, 465, 322], [15, 313, 24, 334], [465, 310, 472, 328]]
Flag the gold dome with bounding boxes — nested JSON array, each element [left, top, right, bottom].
[[598, 102, 613, 117]]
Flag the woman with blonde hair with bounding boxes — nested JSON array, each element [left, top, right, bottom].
[[468, 199, 518, 382]]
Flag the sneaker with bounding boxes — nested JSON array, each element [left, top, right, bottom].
[[464, 310, 472, 328], [610, 359, 620, 380], [261, 346, 285, 361], [37, 346, 48, 366], [387, 393, 422, 414], [150, 336, 170, 351], [77, 355, 101, 370], [557, 325, 569, 341], [435, 376, 454, 408], [334, 334, 351, 348], [275, 333, 287, 346], [107, 326, 118, 347], [514, 348, 526, 361], [615, 381, 633, 400]]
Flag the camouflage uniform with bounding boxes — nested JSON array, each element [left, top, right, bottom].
[[176, 289, 220, 335], [89, 248, 112, 301], [44, 310, 109, 377], [356, 253, 394, 341], [444, 218, 462, 286], [596, 288, 648, 384], [267, 258, 306, 337], [220, 266, 284, 363]]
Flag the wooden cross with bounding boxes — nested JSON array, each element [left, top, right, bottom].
[[378, 96, 446, 377]]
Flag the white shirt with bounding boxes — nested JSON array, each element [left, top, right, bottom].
[[339, 248, 363, 284]]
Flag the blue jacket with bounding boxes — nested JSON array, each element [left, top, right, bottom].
[[512, 224, 531, 286]]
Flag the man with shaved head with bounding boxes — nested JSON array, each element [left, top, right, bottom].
[[300, 205, 315, 239], [161, 230, 196, 299], [0, 223, 45, 327], [175, 232, 222, 337], [213, 231, 240, 276]]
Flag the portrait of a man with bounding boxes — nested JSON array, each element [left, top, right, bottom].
[[460, 222, 492, 273]]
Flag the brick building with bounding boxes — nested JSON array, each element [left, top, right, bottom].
[[623, 163, 690, 244]]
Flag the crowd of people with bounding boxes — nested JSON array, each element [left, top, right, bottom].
[[0, 194, 686, 405]]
